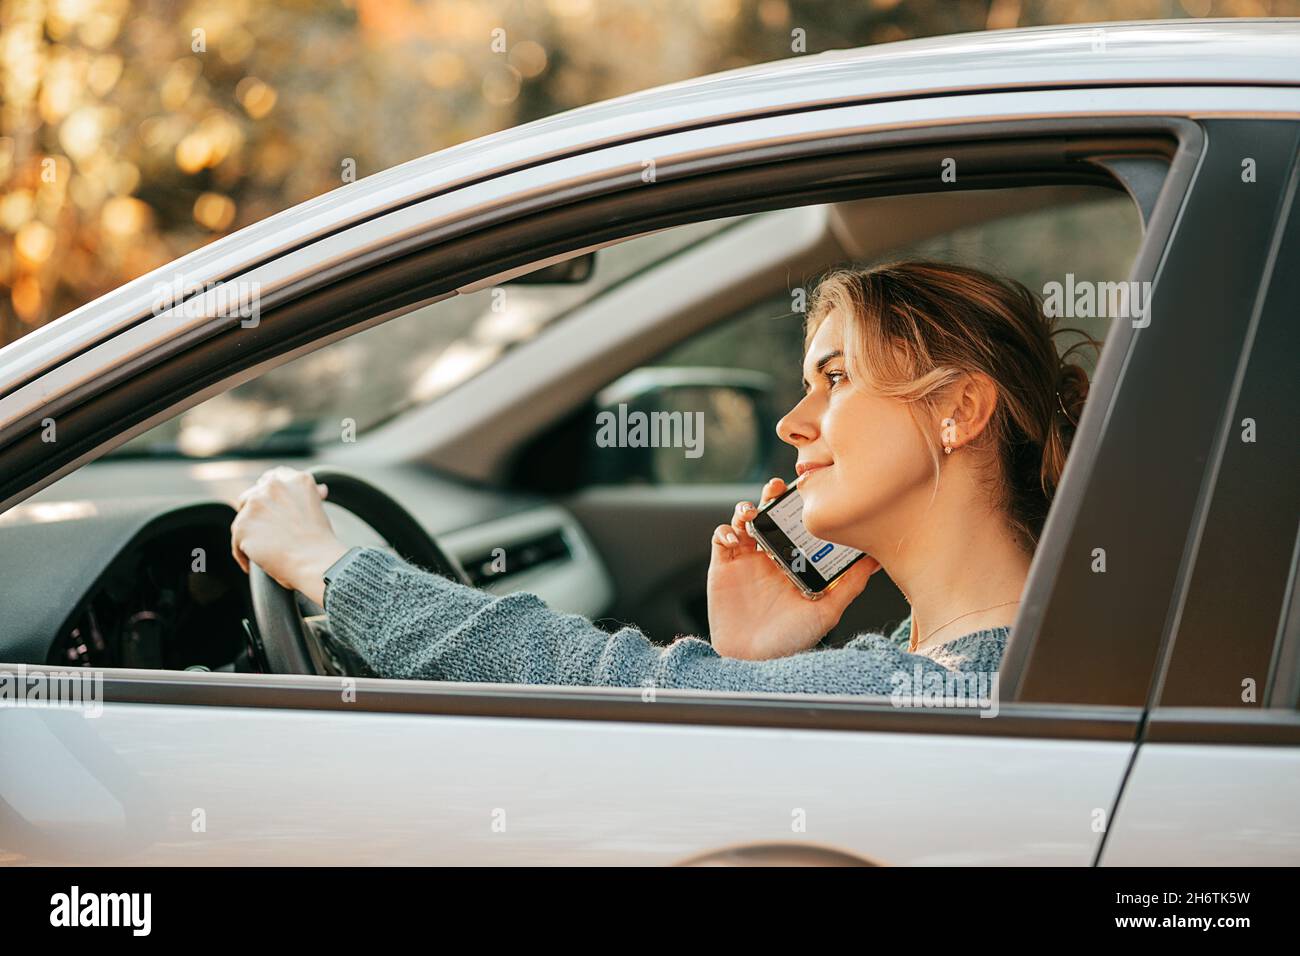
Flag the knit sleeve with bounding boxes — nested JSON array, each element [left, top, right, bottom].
[[323, 547, 993, 696]]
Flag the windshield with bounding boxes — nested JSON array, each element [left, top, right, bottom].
[[109, 217, 740, 458]]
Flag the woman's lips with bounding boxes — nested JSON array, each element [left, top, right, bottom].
[[795, 462, 831, 477]]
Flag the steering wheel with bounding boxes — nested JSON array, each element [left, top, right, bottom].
[[248, 467, 468, 675]]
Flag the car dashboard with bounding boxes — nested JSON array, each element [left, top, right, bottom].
[[0, 460, 615, 671], [50, 510, 249, 671]]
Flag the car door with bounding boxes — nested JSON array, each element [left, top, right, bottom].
[[1099, 153, 1300, 865], [0, 92, 1294, 865]]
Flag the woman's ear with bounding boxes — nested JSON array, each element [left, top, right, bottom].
[[939, 372, 998, 451]]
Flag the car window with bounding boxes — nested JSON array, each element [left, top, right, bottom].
[[107, 218, 741, 458], [593, 191, 1140, 486]]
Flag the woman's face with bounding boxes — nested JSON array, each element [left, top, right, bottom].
[[776, 312, 937, 551]]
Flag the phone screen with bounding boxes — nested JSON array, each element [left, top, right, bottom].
[[749, 480, 866, 593]]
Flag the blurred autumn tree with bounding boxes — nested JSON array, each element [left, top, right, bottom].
[[1, 0, 1293, 346]]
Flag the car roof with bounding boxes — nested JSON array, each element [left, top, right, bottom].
[[4, 18, 1299, 389]]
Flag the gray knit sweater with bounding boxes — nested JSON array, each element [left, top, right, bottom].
[[323, 547, 1011, 695]]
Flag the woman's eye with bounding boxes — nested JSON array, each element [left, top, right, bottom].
[[825, 370, 846, 388]]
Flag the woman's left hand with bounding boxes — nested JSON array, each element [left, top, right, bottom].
[[231, 466, 349, 605]]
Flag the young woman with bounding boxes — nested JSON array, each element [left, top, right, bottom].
[[230, 260, 1091, 695]]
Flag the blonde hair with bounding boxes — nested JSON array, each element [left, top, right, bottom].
[[804, 260, 1094, 552]]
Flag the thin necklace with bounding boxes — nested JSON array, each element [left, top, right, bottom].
[[910, 600, 1020, 652]]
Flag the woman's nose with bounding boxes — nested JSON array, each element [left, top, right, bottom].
[[776, 394, 819, 447]]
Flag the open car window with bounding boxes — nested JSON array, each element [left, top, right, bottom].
[[3, 114, 1192, 711]]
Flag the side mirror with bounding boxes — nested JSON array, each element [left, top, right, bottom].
[[589, 367, 775, 484]]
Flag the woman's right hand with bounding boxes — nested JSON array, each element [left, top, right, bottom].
[[707, 477, 880, 660]]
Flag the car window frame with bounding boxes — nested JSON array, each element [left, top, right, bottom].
[[1, 97, 1274, 736]]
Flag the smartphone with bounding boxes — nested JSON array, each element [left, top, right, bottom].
[[745, 473, 868, 599]]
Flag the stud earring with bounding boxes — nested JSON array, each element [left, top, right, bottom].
[[941, 417, 956, 455]]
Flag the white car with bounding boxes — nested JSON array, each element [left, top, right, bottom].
[[1, 19, 1297, 865]]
